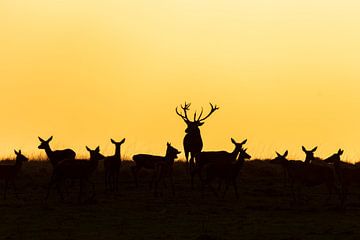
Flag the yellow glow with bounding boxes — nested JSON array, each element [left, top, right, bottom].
[[1, 0, 360, 161]]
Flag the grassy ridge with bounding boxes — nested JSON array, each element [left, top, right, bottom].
[[0, 159, 359, 240]]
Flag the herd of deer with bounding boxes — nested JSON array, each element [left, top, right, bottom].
[[0, 103, 359, 207]]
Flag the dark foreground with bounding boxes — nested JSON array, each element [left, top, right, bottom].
[[0, 160, 360, 240]]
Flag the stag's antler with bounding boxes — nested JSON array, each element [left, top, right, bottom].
[[197, 102, 219, 122], [176, 102, 191, 122]]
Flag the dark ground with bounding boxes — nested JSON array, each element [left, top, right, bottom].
[[0, 159, 360, 240]]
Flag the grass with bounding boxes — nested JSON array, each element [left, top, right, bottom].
[[0, 159, 360, 240]]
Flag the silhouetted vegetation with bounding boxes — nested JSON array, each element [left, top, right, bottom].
[[1, 157, 360, 240]]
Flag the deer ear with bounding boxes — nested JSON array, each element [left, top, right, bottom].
[[96, 146, 100, 152], [14, 150, 18, 155], [302, 146, 306, 152], [284, 150, 288, 157], [241, 139, 247, 145], [231, 138, 236, 144], [339, 149, 344, 155], [48, 136, 53, 142], [276, 151, 281, 157], [167, 142, 171, 147], [121, 138, 126, 144], [38, 137, 44, 142], [111, 139, 116, 144], [86, 146, 91, 152], [312, 146, 318, 152]]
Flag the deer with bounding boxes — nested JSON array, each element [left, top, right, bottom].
[[0, 150, 28, 199], [271, 150, 337, 203], [323, 149, 360, 207], [104, 138, 125, 192], [131, 142, 181, 191], [38, 136, 76, 167], [190, 138, 247, 189], [176, 102, 219, 173], [200, 147, 251, 199], [45, 146, 105, 203]]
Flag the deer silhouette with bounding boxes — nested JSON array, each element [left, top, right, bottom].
[[323, 149, 359, 207], [191, 138, 247, 189], [104, 138, 125, 192], [131, 142, 181, 190], [46, 146, 105, 203], [272, 150, 336, 203], [176, 102, 219, 172], [0, 150, 28, 199], [302, 146, 317, 163], [38, 136, 76, 166], [201, 147, 251, 199]]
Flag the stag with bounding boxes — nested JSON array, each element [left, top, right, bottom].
[[104, 138, 126, 192], [176, 102, 219, 172], [0, 150, 28, 199], [38, 136, 76, 167]]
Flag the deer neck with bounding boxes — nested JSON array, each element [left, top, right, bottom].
[[113, 145, 121, 160], [164, 153, 175, 165], [89, 158, 100, 171], [304, 155, 313, 163], [235, 157, 245, 167], [44, 145, 53, 158], [14, 159, 23, 171], [230, 147, 241, 160]]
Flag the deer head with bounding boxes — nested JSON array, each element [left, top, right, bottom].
[[176, 102, 219, 134], [324, 149, 344, 164], [14, 149, 29, 162], [166, 142, 181, 159], [271, 150, 289, 164], [38, 136, 53, 149], [302, 146, 317, 163]]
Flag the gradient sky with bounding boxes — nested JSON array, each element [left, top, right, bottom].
[[1, 0, 360, 161]]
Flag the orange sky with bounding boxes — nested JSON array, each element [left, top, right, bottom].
[[1, 0, 360, 161]]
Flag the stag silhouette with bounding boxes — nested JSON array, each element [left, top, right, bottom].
[[176, 102, 219, 172]]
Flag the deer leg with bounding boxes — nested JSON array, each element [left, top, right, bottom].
[[185, 151, 190, 174], [189, 155, 195, 173]]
